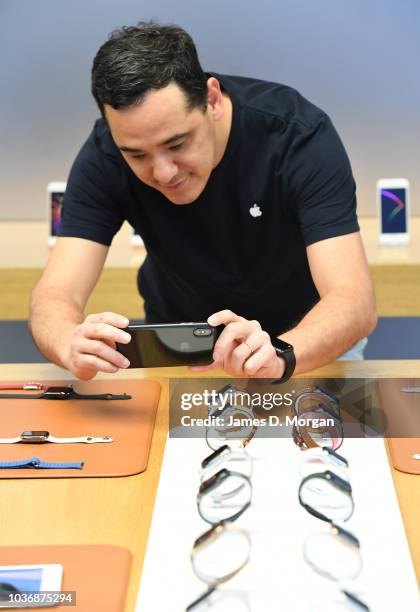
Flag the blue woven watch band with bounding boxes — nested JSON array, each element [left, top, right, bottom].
[[0, 457, 84, 469]]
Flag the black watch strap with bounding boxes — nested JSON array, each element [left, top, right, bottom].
[[271, 338, 296, 382], [0, 385, 131, 400]]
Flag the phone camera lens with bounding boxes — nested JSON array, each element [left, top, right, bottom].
[[193, 328, 212, 337]]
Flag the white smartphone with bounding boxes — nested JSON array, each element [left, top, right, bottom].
[[377, 178, 410, 245], [47, 182, 66, 246], [130, 228, 144, 246], [0, 564, 63, 607]]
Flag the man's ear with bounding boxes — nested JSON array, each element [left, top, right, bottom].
[[206, 77, 224, 120]]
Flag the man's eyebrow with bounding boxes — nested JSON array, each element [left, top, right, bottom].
[[161, 132, 189, 145], [119, 132, 189, 154]]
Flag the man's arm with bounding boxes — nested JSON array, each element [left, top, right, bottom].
[[279, 231, 377, 373], [191, 232, 377, 377], [29, 237, 131, 380]]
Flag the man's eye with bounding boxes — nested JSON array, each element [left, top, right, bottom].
[[169, 142, 184, 151], [131, 154, 146, 160]]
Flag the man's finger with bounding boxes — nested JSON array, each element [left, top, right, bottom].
[[212, 322, 249, 360], [208, 310, 242, 327], [75, 338, 130, 369], [188, 361, 222, 373], [85, 312, 130, 329], [74, 353, 120, 374], [83, 322, 131, 345]]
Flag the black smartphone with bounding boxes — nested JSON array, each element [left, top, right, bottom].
[[116, 322, 221, 368]]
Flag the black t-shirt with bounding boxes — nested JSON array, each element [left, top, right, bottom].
[[60, 73, 359, 336]]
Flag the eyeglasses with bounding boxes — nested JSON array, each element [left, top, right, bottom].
[[187, 522, 251, 611], [292, 386, 343, 451]]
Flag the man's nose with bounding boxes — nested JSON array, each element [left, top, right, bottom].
[[152, 155, 178, 185]]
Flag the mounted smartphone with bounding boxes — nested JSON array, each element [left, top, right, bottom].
[[377, 178, 410, 245], [0, 563, 63, 607], [116, 322, 220, 368], [47, 182, 66, 246]]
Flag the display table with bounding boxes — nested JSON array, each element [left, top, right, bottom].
[[0, 360, 419, 611]]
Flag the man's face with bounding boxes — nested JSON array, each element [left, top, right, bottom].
[[105, 82, 222, 205]]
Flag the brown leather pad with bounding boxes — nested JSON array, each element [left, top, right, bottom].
[[376, 379, 420, 474], [0, 544, 131, 611], [0, 379, 160, 478], [387, 437, 420, 474]]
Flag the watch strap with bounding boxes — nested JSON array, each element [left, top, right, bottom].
[[0, 434, 113, 444], [0, 382, 44, 390], [279, 351, 296, 382], [0, 457, 84, 469], [271, 341, 296, 383], [0, 392, 45, 399], [0, 387, 131, 400], [67, 390, 131, 400], [47, 435, 113, 443]]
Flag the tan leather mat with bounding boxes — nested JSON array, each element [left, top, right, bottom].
[[0, 544, 131, 611], [387, 437, 420, 474], [376, 379, 420, 474], [0, 379, 160, 478]]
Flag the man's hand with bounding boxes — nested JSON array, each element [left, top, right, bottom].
[[65, 312, 132, 380], [190, 310, 285, 378]]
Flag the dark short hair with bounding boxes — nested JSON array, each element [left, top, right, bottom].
[[91, 21, 208, 117]]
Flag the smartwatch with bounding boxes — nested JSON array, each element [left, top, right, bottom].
[[271, 337, 295, 382], [0, 430, 113, 444]]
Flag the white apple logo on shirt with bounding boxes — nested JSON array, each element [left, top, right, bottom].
[[249, 204, 262, 218]]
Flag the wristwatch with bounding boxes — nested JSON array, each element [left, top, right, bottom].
[[0, 430, 113, 444], [0, 385, 131, 400], [206, 385, 258, 450], [271, 337, 296, 382], [292, 386, 343, 451]]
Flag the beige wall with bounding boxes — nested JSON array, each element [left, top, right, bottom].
[[1, 0, 418, 220]]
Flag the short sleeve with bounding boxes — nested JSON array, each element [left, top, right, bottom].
[[60, 129, 124, 247], [285, 115, 359, 246]]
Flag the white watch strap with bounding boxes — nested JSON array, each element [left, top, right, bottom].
[[47, 435, 113, 444], [0, 435, 113, 444]]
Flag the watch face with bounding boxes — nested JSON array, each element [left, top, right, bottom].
[[271, 337, 293, 353], [44, 386, 72, 398], [21, 430, 49, 442]]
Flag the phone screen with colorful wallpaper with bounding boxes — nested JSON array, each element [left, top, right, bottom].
[[380, 187, 407, 234], [0, 566, 43, 595], [0, 564, 63, 606], [50, 192, 64, 237]]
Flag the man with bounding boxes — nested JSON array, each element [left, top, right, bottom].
[[29, 21, 377, 381]]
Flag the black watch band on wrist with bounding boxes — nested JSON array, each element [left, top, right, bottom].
[[271, 337, 296, 382]]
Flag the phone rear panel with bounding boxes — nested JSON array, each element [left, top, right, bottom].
[[117, 323, 219, 368]]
